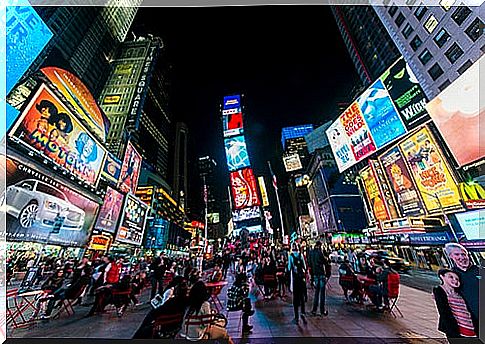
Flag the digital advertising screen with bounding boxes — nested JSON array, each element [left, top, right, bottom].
[[94, 186, 124, 234], [258, 176, 270, 207], [223, 95, 241, 110], [230, 168, 261, 209], [283, 154, 303, 172], [342, 102, 377, 163], [233, 206, 261, 222], [223, 107, 244, 137], [208, 212, 220, 224], [9, 84, 107, 186], [399, 126, 463, 214], [101, 152, 121, 184], [454, 210, 485, 242], [360, 166, 389, 222], [225, 135, 250, 171], [135, 186, 155, 207], [4, 157, 99, 247], [119, 141, 142, 194], [426, 56, 484, 167], [326, 110, 357, 173], [116, 193, 148, 246], [295, 174, 311, 188]]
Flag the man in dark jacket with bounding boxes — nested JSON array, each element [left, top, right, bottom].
[[149, 256, 166, 299], [309, 241, 331, 316]]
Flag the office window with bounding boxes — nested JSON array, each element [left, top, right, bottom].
[[434, 28, 451, 48], [424, 15, 439, 33], [457, 60, 473, 75], [402, 23, 414, 39], [418, 49, 433, 65], [440, 0, 455, 11], [445, 43, 464, 64], [414, 5, 428, 20], [451, 6, 472, 25], [388, 5, 398, 17], [395, 13, 406, 28], [465, 17, 483, 42], [410, 35, 423, 51], [428, 63, 444, 81], [438, 80, 451, 91]]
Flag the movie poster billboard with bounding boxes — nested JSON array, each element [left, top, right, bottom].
[[399, 126, 463, 214], [342, 102, 377, 163], [225, 135, 250, 171], [357, 79, 407, 149], [368, 160, 400, 219], [230, 168, 261, 209], [4, 157, 99, 247], [360, 166, 389, 222], [223, 107, 244, 137], [426, 56, 484, 167], [93, 186, 124, 234], [9, 84, 107, 186], [119, 141, 142, 194], [101, 152, 121, 184], [381, 57, 429, 129], [379, 146, 426, 217], [116, 193, 148, 246]]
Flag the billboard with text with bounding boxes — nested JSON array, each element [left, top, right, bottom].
[[233, 207, 261, 222], [230, 168, 261, 209], [94, 186, 124, 234], [225, 135, 250, 171], [116, 193, 148, 246], [119, 141, 142, 194], [223, 107, 244, 137]]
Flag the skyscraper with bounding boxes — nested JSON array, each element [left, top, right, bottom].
[[198, 156, 224, 239], [173, 122, 189, 210]]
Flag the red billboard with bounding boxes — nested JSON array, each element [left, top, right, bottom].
[[230, 168, 261, 209], [119, 141, 142, 194]]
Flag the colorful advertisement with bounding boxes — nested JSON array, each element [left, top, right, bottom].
[[230, 168, 261, 209], [4, 157, 99, 247], [399, 126, 463, 214], [116, 193, 148, 246], [233, 207, 261, 222], [295, 174, 311, 188], [459, 182, 485, 210], [119, 141, 142, 194], [379, 146, 426, 217], [426, 56, 484, 167], [101, 152, 121, 184], [135, 186, 155, 207], [88, 234, 112, 251], [223, 107, 244, 137], [93, 186, 124, 234], [208, 213, 220, 224], [357, 79, 407, 149], [326, 108, 357, 172], [225, 135, 250, 171], [360, 166, 389, 222], [381, 57, 429, 129], [454, 210, 485, 241], [41, 67, 110, 142], [9, 84, 107, 186], [223, 95, 241, 110], [258, 176, 270, 207], [369, 160, 400, 219], [283, 154, 303, 172]]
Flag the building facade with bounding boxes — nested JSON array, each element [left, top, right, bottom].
[[173, 122, 189, 210], [198, 156, 224, 239]]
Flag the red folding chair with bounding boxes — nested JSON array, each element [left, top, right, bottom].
[[180, 312, 216, 341], [387, 273, 403, 318], [151, 313, 184, 338], [51, 285, 88, 319]]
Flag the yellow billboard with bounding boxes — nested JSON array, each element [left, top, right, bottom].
[[360, 166, 389, 222], [258, 176, 270, 207]]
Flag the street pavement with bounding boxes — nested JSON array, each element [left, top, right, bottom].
[[399, 269, 440, 293]]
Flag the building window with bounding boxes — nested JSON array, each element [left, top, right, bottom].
[[424, 15, 439, 33], [457, 60, 473, 75], [465, 17, 483, 42], [438, 80, 451, 91], [388, 5, 398, 17], [418, 49, 433, 65], [445, 42, 464, 64], [434, 28, 451, 48], [402, 23, 414, 39], [440, 0, 455, 11], [410, 35, 423, 51], [451, 6, 472, 25], [395, 13, 406, 28], [414, 5, 428, 20], [428, 63, 444, 81]]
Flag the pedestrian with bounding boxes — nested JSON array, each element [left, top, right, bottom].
[[222, 249, 231, 279], [104, 256, 121, 285], [309, 241, 330, 316], [149, 256, 166, 300], [288, 243, 307, 325], [227, 272, 255, 334]]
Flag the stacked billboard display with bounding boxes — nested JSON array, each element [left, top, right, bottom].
[[119, 141, 142, 193], [230, 168, 261, 209], [115, 193, 149, 246], [93, 186, 124, 234], [225, 135, 250, 171]]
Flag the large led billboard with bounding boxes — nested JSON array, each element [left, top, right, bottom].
[[258, 176, 270, 207], [101, 152, 122, 184], [454, 210, 485, 242], [223, 95, 241, 110], [135, 186, 155, 207], [326, 118, 356, 172], [233, 206, 261, 222], [225, 135, 250, 171], [116, 193, 148, 246], [223, 108, 244, 137], [426, 56, 484, 167], [119, 141, 142, 194], [94, 186, 124, 234], [4, 157, 99, 247], [283, 153, 303, 172], [230, 168, 261, 209], [9, 84, 107, 186]]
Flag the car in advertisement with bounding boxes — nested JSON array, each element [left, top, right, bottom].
[[364, 249, 411, 273]]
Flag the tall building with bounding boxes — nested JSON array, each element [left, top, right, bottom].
[[373, 3, 484, 99], [173, 122, 189, 210], [331, 6, 401, 86], [198, 156, 224, 239], [281, 125, 314, 150], [32, 3, 141, 97], [99, 36, 173, 180]]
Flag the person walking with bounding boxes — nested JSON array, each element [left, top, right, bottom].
[[149, 256, 166, 300], [288, 243, 307, 325], [309, 241, 331, 317]]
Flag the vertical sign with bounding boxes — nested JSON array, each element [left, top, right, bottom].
[[258, 176, 270, 207], [369, 160, 400, 219], [360, 166, 389, 222]]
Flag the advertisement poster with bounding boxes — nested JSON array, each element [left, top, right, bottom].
[[326, 118, 356, 172], [9, 84, 107, 186], [223, 94, 241, 109], [135, 186, 155, 207], [357, 79, 407, 149], [319, 201, 335, 232], [233, 206, 261, 222], [144, 218, 170, 249], [4, 157, 99, 247], [379, 146, 426, 217], [225, 135, 250, 171], [381, 57, 429, 128], [230, 168, 261, 209], [342, 102, 377, 163], [282, 153, 303, 172], [119, 141, 142, 194], [360, 166, 389, 222], [116, 193, 148, 246], [454, 210, 485, 242], [426, 56, 484, 167], [223, 108, 243, 137], [88, 234, 112, 251], [368, 160, 400, 219], [399, 126, 463, 213], [93, 186, 124, 234], [101, 152, 121, 184], [258, 176, 270, 207]]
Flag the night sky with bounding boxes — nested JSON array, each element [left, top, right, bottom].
[[132, 6, 361, 219]]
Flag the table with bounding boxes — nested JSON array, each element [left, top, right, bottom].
[[7, 289, 45, 330], [205, 281, 228, 312]]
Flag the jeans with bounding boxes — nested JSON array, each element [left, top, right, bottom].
[[369, 284, 388, 308], [312, 275, 326, 314]]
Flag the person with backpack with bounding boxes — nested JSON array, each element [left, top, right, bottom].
[[288, 242, 307, 325], [309, 241, 331, 317]]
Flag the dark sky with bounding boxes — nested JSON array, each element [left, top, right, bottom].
[[132, 6, 361, 218]]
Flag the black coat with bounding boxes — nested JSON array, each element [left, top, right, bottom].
[[432, 286, 478, 338]]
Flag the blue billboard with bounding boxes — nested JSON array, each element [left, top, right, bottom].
[[223, 95, 241, 110], [225, 135, 250, 171], [357, 79, 407, 149], [281, 124, 314, 150], [144, 218, 170, 249]]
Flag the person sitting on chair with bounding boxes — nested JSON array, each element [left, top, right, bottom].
[[227, 272, 254, 334]]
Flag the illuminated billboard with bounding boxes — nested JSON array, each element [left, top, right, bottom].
[[454, 210, 485, 241], [225, 135, 250, 171], [223, 95, 241, 110], [223, 108, 244, 137], [295, 174, 311, 188], [94, 186, 124, 234], [368, 160, 399, 219], [101, 152, 121, 184], [4, 157, 99, 247], [283, 154, 303, 172], [233, 207, 261, 222], [326, 118, 356, 172], [116, 193, 148, 246], [360, 166, 389, 222], [258, 176, 269, 207], [7, 2, 53, 94], [426, 56, 484, 167], [208, 213, 220, 224], [119, 141, 142, 194], [9, 84, 107, 186], [230, 168, 261, 209], [135, 186, 155, 207]]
